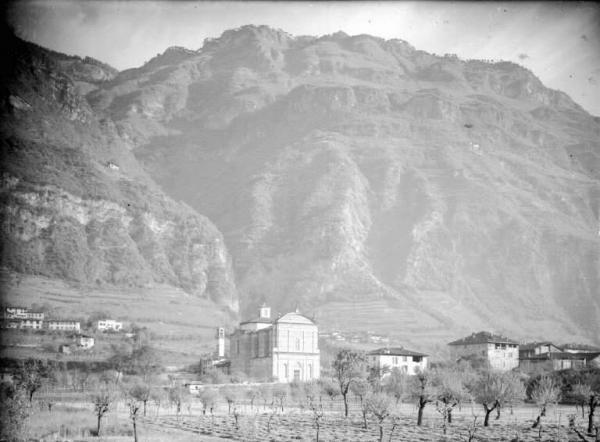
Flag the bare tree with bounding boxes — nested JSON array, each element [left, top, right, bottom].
[[272, 384, 289, 412], [199, 388, 217, 415], [221, 386, 240, 414], [531, 375, 561, 431], [13, 358, 53, 403], [90, 385, 115, 436], [126, 392, 141, 442], [572, 382, 600, 435], [366, 391, 393, 442], [129, 382, 151, 416], [168, 385, 186, 420], [433, 368, 470, 435], [303, 381, 325, 442], [320, 377, 340, 410], [245, 386, 261, 411], [350, 378, 372, 429], [332, 349, 366, 417], [409, 371, 436, 426], [384, 368, 409, 405], [471, 369, 525, 426], [151, 389, 164, 417]]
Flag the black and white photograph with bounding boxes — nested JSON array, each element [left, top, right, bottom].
[[1, 1, 599, 440]]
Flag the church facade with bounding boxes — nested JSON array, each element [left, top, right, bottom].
[[229, 305, 320, 382]]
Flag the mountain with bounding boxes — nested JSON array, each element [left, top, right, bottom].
[[0, 29, 238, 312], [3, 25, 599, 346]]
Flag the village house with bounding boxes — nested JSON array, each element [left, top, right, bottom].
[[97, 319, 123, 332], [1, 318, 44, 329], [3, 306, 44, 321], [47, 320, 81, 332], [368, 347, 428, 376], [3, 306, 28, 318], [518, 341, 600, 372], [519, 351, 589, 373], [229, 305, 320, 382], [519, 342, 563, 359], [448, 331, 519, 371], [77, 335, 95, 349], [19, 318, 44, 330]]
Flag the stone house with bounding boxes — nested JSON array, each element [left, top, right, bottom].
[[448, 331, 519, 371]]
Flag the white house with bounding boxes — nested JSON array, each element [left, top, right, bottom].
[[77, 335, 95, 349], [97, 319, 123, 332], [47, 320, 81, 332], [368, 347, 428, 376]]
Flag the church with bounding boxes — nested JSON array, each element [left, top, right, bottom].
[[228, 305, 320, 382]]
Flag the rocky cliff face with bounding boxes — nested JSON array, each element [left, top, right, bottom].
[[0, 31, 238, 311], [3, 26, 599, 342], [83, 25, 599, 342]]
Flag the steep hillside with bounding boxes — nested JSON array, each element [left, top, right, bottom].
[[3, 25, 599, 346], [0, 31, 238, 312], [86, 25, 599, 344]]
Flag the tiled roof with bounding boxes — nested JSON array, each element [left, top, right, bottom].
[[519, 342, 561, 351], [368, 347, 428, 357], [239, 317, 272, 325], [523, 352, 593, 361], [448, 331, 518, 346]]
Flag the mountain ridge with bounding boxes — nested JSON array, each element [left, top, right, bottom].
[[2, 25, 599, 345]]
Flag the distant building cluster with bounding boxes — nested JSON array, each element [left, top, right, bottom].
[[448, 331, 600, 373], [1, 306, 80, 331], [97, 319, 123, 332]]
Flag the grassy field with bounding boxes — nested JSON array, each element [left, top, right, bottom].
[[21, 390, 599, 442]]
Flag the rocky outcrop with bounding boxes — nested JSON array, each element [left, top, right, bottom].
[[0, 31, 238, 311]]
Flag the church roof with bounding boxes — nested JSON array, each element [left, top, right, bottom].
[[239, 317, 272, 325], [275, 312, 316, 325]]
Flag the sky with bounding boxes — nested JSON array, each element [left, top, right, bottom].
[[5, 1, 600, 115]]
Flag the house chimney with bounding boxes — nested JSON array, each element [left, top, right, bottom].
[[259, 304, 271, 320], [216, 327, 225, 358]]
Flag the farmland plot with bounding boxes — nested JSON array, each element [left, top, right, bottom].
[[139, 402, 596, 442]]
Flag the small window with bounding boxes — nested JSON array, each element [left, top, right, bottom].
[[392, 356, 398, 364], [295, 338, 300, 351]]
